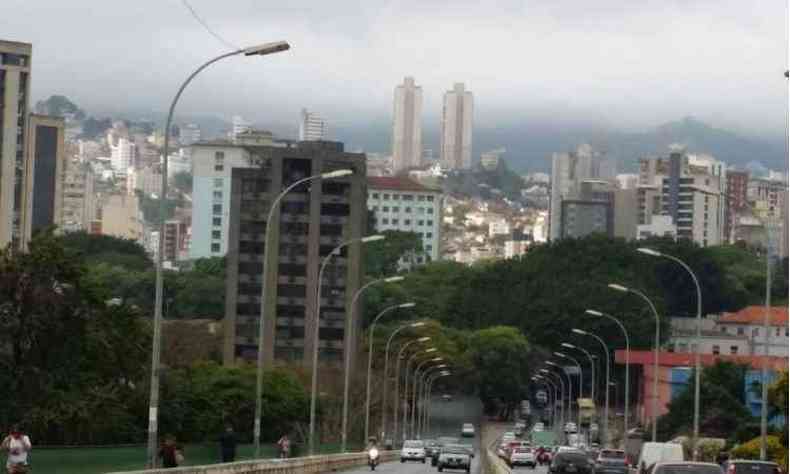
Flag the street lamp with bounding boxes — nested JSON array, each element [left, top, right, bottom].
[[574, 328, 611, 448], [143, 40, 291, 465], [534, 376, 558, 429], [609, 283, 660, 442], [341, 276, 406, 452], [393, 338, 431, 444], [378, 320, 424, 444], [546, 360, 575, 430], [540, 369, 565, 429], [362, 302, 416, 442], [419, 365, 448, 436], [403, 349, 437, 441], [308, 234, 385, 455], [586, 309, 631, 438], [423, 370, 451, 435], [412, 357, 444, 437], [562, 342, 596, 404], [638, 247, 703, 457], [555, 352, 583, 430]]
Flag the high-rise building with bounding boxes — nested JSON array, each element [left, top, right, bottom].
[[127, 165, 162, 198], [559, 180, 614, 238], [613, 188, 637, 240], [179, 123, 201, 146], [162, 219, 188, 263], [298, 108, 328, 141], [725, 170, 749, 242], [392, 77, 422, 172], [60, 158, 96, 233], [549, 144, 613, 240], [19, 114, 64, 246], [231, 115, 251, 141], [367, 176, 442, 262], [780, 190, 788, 259], [109, 136, 136, 173], [440, 83, 473, 170], [223, 141, 366, 367], [0, 40, 32, 248]]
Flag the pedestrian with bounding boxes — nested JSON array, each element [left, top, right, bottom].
[[277, 434, 291, 459], [1, 425, 32, 474], [158, 435, 184, 468], [219, 425, 237, 463]]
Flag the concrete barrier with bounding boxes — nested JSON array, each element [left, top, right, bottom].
[[105, 451, 399, 474]]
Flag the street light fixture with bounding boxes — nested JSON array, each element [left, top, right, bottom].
[[574, 328, 612, 447], [546, 361, 573, 429], [144, 39, 290, 465], [585, 309, 631, 437], [413, 358, 444, 436], [608, 283, 660, 442], [562, 342, 596, 404], [540, 369, 566, 428], [636, 247, 703, 458], [392, 338, 431, 443]]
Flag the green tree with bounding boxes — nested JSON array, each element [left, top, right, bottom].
[[59, 231, 153, 271], [363, 230, 423, 277], [171, 171, 193, 195]]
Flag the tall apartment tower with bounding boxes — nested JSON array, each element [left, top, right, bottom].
[[392, 77, 423, 172], [60, 158, 96, 233], [298, 108, 328, 141], [440, 83, 473, 170], [223, 141, 366, 368], [20, 114, 65, 247], [724, 170, 749, 242], [0, 40, 32, 248]]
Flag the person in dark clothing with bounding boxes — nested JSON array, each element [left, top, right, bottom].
[[219, 426, 237, 463], [158, 435, 183, 468]]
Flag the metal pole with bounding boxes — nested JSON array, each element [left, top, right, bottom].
[[759, 224, 773, 460], [628, 289, 660, 442], [545, 371, 565, 429], [587, 311, 630, 441], [147, 49, 242, 467], [402, 353, 421, 441], [587, 333, 611, 448], [380, 322, 422, 445], [394, 340, 422, 445]]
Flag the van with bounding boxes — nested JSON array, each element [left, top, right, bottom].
[[636, 443, 685, 474]]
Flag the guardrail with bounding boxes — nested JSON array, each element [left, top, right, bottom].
[[105, 450, 398, 474]]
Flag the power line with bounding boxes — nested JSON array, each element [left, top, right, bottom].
[[181, 0, 241, 51]]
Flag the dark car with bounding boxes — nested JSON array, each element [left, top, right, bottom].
[[551, 451, 594, 474], [652, 462, 723, 474], [722, 461, 781, 474], [594, 449, 629, 474], [424, 439, 439, 458], [432, 437, 460, 466]]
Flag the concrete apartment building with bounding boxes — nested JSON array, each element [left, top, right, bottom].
[[127, 165, 162, 198], [392, 77, 423, 172], [0, 40, 32, 248], [162, 219, 188, 263], [559, 179, 614, 238], [109, 136, 136, 174], [298, 108, 328, 141], [724, 170, 749, 242], [20, 114, 64, 246], [440, 83, 473, 170], [60, 159, 96, 233], [223, 141, 366, 368], [98, 194, 143, 241], [636, 148, 726, 246], [367, 176, 442, 262]]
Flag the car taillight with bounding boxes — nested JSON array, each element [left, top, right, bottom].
[[727, 465, 736, 474]]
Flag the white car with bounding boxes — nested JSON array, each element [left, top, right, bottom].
[[532, 422, 545, 432], [461, 423, 475, 437], [437, 445, 472, 473], [509, 446, 537, 468], [400, 440, 426, 463], [502, 431, 516, 442], [564, 422, 578, 433]]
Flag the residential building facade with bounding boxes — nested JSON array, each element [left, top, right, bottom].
[[223, 141, 366, 368], [0, 40, 32, 248], [559, 180, 614, 238], [99, 194, 143, 241], [717, 306, 789, 357], [298, 108, 328, 141], [20, 114, 64, 246], [367, 176, 442, 262], [392, 77, 422, 172], [440, 83, 473, 170], [109, 136, 136, 174], [725, 170, 749, 242]]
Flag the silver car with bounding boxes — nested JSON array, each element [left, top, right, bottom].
[[438, 445, 472, 473]]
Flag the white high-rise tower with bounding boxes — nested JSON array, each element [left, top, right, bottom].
[[298, 108, 328, 141], [440, 83, 473, 170], [392, 77, 423, 172]]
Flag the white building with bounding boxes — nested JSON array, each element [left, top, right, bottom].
[[637, 214, 677, 240], [231, 115, 251, 140], [299, 108, 328, 141], [60, 159, 96, 233], [392, 77, 423, 172], [368, 176, 442, 262], [109, 136, 136, 173], [616, 173, 639, 190], [167, 149, 191, 178], [488, 218, 511, 237], [532, 211, 548, 243], [504, 240, 530, 259], [440, 83, 473, 170], [179, 123, 201, 146]]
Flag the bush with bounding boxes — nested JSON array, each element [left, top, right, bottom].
[[730, 435, 787, 464]]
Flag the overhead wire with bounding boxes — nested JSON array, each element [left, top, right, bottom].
[[181, 0, 242, 51]]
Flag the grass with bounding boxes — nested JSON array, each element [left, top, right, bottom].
[[31, 442, 363, 474]]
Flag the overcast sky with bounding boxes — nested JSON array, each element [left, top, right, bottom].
[[2, 0, 788, 137]]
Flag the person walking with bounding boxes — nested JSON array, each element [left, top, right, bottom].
[[277, 434, 291, 459], [1, 426, 32, 474], [219, 425, 237, 463], [158, 435, 184, 468]]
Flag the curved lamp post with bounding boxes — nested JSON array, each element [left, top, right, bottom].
[[534, 375, 558, 428], [636, 248, 702, 458], [540, 368, 566, 429], [555, 352, 583, 430], [419, 365, 448, 436], [393, 339, 431, 444], [573, 329, 611, 448], [546, 361, 574, 431], [412, 357, 444, 437], [423, 370, 451, 435], [609, 283, 660, 442], [363, 302, 416, 442], [142, 40, 291, 465], [308, 234, 384, 455], [341, 276, 405, 452], [586, 309, 630, 438], [562, 342, 596, 404], [402, 348, 437, 441]]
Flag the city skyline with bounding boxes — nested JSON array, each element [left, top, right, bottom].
[[0, 0, 787, 140]]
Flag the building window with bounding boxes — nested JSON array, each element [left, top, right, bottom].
[[720, 326, 727, 333], [213, 217, 221, 226], [404, 219, 411, 225], [393, 194, 400, 200], [383, 194, 390, 200], [405, 207, 411, 213], [426, 232, 433, 238], [426, 244, 432, 251], [427, 196, 434, 202], [427, 208, 434, 214], [418, 195, 425, 201], [214, 152, 225, 171], [712, 345, 720, 355], [382, 218, 389, 224], [212, 230, 221, 239], [776, 327, 781, 337], [752, 328, 759, 338], [213, 191, 222, 199], [730, 346, 738, 355], [382, 206, 389, 212], [214, 178, 223, 187], [392, 207, 400, 212], [392, 219, 399, 225], [677, 343, 688, 353], [372, 193, 379, 199], [418, 208, 425, 214], [213, 204, 222, 215], [372, 206, 379, 212], [403, 194, 414, 201], [737, 327, 744, 336], [418, 220, 424, 226], [427, 220, 433, 226], [211, 243, 220, 253]]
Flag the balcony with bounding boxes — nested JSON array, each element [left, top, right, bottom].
[[277, 296, 306, 306]]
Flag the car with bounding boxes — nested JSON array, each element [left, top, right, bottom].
[[636, 443, 685, 474], [652, 462, 723, 474], [442, 394, 453, 402], [400, 439, 426, 463], [461, 423, 475, 437], [424, 439, 439, 458], [590, 424, 599, 433], [593, 449, 628, 474], [433, 437, 460, 466], [550, 450, 594, 474], [502, 432, 517, 442], [564, 422, 578, 433], [533, 422, 545, 432], [722, 460, 781, 474], [437, 444, 472, 473], [505, 441, 530, 458], [509, 446, 537, 468]]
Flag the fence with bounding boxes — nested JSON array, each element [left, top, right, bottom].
[[106, 451, 398, 474]]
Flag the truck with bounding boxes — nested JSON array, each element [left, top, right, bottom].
[[578, 398, 596, 427], [530, 430, 557, 447], [521, 400, 531, 417]]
